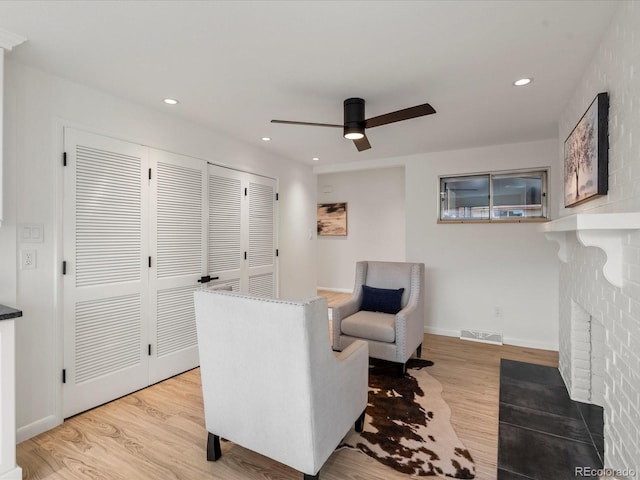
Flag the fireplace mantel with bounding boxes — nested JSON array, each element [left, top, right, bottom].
[[542, 213, 640, 288]]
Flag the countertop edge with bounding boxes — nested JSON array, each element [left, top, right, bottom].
[[0, 304, 23, 321]]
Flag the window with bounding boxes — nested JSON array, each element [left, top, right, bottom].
[[439, 175, 490, 221], [439, 169, 548, 222]]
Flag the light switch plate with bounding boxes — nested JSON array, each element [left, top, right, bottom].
[[19, 223, 44, 243]]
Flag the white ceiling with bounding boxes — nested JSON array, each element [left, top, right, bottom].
[[0, 0, 618, 166]]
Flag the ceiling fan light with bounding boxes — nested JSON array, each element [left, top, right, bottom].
[[344, 131, 364, 140], [513, 78, 532, 86], [343, 98, 366, 141]]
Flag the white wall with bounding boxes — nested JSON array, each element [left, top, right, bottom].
[[1, 61, 317, 441], [557, 0, 640, 474], [316, 167, 405, 290], [405, 139, 560, 350]]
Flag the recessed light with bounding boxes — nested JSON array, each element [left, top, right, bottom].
[[312, 157, 320, 161], [261, 137, 272, 141], [163, 98, 179, 105], [513, 78, 532, 87]]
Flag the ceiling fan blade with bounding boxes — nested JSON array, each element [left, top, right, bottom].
[[353, 134, 371, 152], [364, 103, 436, 129], [271, 119, 343, 128]]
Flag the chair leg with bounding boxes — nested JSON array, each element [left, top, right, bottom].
[[397, 362, 407, 377], [355, 409, 366, 432], [207, 432, 222, 461], [416, 342, 423, 358], [303, 474, 319, 480]]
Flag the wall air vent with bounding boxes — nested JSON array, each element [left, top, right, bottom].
[[460, 329, 503, 345]]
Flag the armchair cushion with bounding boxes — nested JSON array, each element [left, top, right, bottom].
[[341, 310, 396, 343], [360, 285, 405, 314]]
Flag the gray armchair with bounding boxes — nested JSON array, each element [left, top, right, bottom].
[[332, 261, 425, 376]]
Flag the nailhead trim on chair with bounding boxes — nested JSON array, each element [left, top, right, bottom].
[[395, 263, 421, 362], [201, 289, 325, 307]]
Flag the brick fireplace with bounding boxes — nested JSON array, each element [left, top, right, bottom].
[[569, 300, 605, 406], [544, 213, 640, 478]]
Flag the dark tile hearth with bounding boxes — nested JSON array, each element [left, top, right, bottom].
[[498, 359, 604, 480]]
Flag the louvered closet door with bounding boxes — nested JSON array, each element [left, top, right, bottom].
[[207, 166, 277, 295], [148, 149, 207, 384], [207, 164, 243, 291], [63, 129, 150, 418], [246, 174, 277, 297]]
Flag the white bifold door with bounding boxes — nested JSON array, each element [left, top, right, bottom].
[[148, 149, 208, 384], [63, 129, 276, 417], [63, 129, 151, 417], [207, 164, 277, 296]]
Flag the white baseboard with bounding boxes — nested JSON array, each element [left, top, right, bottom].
[[502, 336, 559, 352], [424, 326, 559, 352], [424, 326, 459, 338], [17, 414, 60, 443], [0, 466, 22, 480], [317, 286, 352, 293]]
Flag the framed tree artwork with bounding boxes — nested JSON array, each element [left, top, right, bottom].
[[564, 92, 609, 207], [317, 202, 347, 236]]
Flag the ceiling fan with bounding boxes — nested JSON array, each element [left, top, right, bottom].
[[271, 98, 436, 152]]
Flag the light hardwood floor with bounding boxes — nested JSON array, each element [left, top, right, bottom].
[[17, 291, 558, 480]]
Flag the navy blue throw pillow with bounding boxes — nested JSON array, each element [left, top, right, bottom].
[[360, 285, 405, 314]]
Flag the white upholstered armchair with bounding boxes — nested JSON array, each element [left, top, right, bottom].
[[194, 290, 369, 480], [332, 261, 425, 376]]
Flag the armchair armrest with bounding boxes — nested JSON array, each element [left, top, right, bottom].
[[308, 338, 368, 474], [326, 338, 369, 424], [332, 295, 360, 322], [331, 293, 361, 349], [396, 302, 417, 323], [334, 337, 368, 363], [394, 301, 424, 362]]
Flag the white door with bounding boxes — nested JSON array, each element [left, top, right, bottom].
[[148, 149, 207, 384], [246, 174, 277, 297], [207, 164, 243, 291], [207, 166, 277, 296], [63, 128, 150, 417]]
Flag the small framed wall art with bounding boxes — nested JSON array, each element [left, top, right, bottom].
[[564, 92, 609, 207], [317, 202, 347, 236]]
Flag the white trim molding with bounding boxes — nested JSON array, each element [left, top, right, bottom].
[[0, 28, 27, 50], [542, 213, 640, 288], [423, 326, 558, 351], [0, 467, 22, 480], [0, 47, 3, 228], [0, 30, 27, 227], [0, 319, 22, 479]]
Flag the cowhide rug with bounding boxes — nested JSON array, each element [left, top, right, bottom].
[[339, 358, 475, 478]]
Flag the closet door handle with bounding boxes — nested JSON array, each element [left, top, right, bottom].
[[197, 275, 219, 284]]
